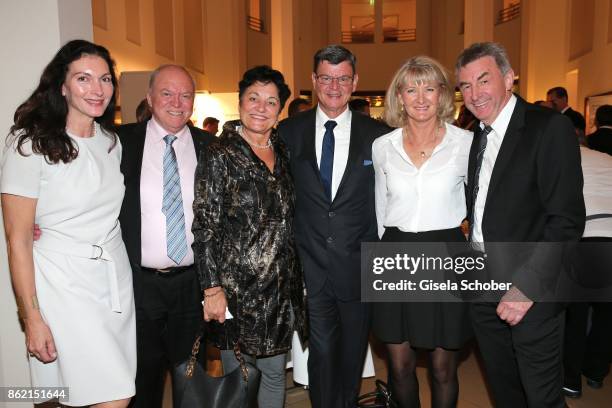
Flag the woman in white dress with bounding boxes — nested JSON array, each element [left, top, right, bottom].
[[1, 40, 135, 407]]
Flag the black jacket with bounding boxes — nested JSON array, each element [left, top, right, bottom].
[[117, 121, 215, 304], [278, 109, 391, 301], [587, 127, 612, 156], [563, 107, 586, 133], [467, 97, 585, 311], [192, 121, 307, 355]]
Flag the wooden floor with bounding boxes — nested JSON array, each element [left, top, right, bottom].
[[161, 339, 611, 408]]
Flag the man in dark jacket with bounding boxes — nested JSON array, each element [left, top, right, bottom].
[[117, 65, 215, 408], [278, 45, 390, 408], [458, 43, 585, 408], [587, 104, 612, 155], [547, 86, 586, 137]]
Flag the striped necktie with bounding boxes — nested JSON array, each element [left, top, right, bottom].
[[162, 135, 188, 264], [468, 125, 493, 242]]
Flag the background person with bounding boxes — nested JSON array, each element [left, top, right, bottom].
[[372, 56, 472, 408], [135, 97, 152, 123], [349, 98, 371, 116], [453, 104, 477, 130], [202, 116, 219, 136], [287, 97, 311, 117], [562, 144, 612, 398], [193, 65, 307, 408], [587, 104, 612, 156], [547, 86, 586, 142], [1, 39, 135, 408]]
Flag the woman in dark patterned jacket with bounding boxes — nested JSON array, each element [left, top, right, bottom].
[[192, 65, 307, 407]]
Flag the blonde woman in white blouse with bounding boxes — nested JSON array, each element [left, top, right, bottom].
[[372, 56, 473, 408]]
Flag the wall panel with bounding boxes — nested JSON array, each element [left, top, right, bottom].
[[125, 0, 141, 45], [154, 0, 175, 59]]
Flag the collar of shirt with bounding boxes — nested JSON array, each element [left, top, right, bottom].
[[316, 104, 352, 137], [561, 106, 570, 114], [480, 94, 517, 140], [147, 117, 191, 146], [389, 123, 453, 163]]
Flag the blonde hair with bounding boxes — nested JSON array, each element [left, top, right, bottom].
[[383, 56, 455, 128]]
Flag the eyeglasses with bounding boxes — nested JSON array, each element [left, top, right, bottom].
[[315, 74, 354, 86]]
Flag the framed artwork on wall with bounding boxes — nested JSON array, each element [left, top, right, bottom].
[[585, 92, 612, 134]]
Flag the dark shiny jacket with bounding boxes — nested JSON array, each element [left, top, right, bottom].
[[192, 120, 307, 356]]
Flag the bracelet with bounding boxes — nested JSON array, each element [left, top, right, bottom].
[[16, 295, 39, 320], [204, 289, 223, 298]]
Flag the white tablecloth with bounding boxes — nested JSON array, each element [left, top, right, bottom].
[[286, 331, 375, 385]]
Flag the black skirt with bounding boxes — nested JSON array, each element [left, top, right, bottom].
[[371, 227, 472, 349]]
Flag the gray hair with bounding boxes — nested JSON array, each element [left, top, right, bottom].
[[455, 42, 512, 79], [148, 64, 196, 90], [313, 44, 356, 74]]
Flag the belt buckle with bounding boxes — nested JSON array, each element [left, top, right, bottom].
[[156, 267, 172, 273], [91, 245, 103, 260]]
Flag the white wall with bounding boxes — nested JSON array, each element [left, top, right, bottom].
[[0, 2, 92, 407]]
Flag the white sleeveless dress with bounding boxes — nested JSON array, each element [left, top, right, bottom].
[[0, 124, 136, 406]]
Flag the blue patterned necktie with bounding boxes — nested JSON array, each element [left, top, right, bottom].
[[162, 135, 188, 264], [320, 120, 337, 201], [468, 125, 493, 241]]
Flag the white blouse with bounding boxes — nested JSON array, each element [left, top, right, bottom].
[[372, 122, 473, 238]]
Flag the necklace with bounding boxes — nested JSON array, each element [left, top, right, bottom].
[[239, 127, 272, 149], [405, 124, 440, 159]]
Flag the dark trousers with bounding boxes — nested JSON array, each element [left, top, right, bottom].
[[130, 266, 202, 408], [564, 302, 612, 388], [307, 281, 371, 408], [471, 302, 565, 408], [563, 236, 612, 389]]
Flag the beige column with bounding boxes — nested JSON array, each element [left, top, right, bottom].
[[519, 0, 569, 101], [374, 0, 383, 44], [0, 2, 92, 406], [271, 0, 296, 116], [464, 0, 494, 46], [204, 0, 247, 92]]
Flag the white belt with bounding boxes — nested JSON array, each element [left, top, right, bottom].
[[34, 226, 124, 313]]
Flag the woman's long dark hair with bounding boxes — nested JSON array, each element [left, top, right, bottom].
[[9, 39, 118, 164]]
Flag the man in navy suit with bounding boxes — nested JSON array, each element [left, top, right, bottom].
[[279, 45, 389, 408], [118, 65, 214, 408], [457, 43, 585, 408]]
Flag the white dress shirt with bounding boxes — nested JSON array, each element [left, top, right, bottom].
[[581, 146, 612, 238], [140, 118, 197, 268], [372, 122, 473, 238], [471, 94, 517, 243], [315, 105, 352, 201]]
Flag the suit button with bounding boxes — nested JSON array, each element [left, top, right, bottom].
[[328, 211, 336, 218], [326, 237, 334, 244]]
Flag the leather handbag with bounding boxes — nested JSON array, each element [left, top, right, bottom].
[[172, 333, 261, 408], [356, 380, 398, 408]]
